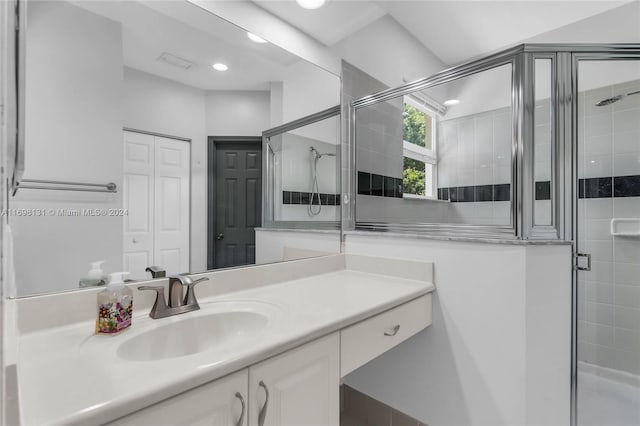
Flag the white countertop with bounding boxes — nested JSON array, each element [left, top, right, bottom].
[[16, 263, 434, 426]]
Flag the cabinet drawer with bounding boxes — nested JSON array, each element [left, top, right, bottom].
[[340, 294, 432, 377]]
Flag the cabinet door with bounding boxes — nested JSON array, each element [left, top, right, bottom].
[[108, 369, 248, 426], [249, 333, 340, 426]]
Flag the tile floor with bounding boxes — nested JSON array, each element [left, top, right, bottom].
[[341, 385, 427, 426]]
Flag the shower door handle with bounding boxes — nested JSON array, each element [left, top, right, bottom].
[[575, 253, 591, 271], [216, 233, 224, 240]]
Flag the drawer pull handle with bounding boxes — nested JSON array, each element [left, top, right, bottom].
[[384, 325, 401, 336], [258, 380, 269, 426], [234, 392, 245, 426]]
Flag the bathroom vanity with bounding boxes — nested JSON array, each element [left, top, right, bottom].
[[7, 254, 434, 425]]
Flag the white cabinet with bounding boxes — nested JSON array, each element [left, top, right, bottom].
[[108, 369, 248, 426], [248, 333, 340, 426], [341, 294, 432, 376], [108, 334, 340, 426], [106, 295, 429, 426]]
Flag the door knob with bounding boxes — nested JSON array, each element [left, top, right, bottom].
[[132, 238, 139, 244], [216, 233, 224, 240]]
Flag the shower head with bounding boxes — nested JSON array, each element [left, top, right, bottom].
[[310, 146, 336, 160], [596, 90, 640, 107]]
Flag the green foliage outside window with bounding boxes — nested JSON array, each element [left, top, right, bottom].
[[403, 104, 426, 147], [403, 157, 426, 196], [403, 103, 428, 196]]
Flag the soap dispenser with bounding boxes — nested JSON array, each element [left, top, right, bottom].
[[79, 260, 107, 288], [95, 272, 133, 335]]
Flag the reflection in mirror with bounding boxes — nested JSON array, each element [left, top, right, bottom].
[[265, 112, 340, 226], [534, 58, 553, 226], [11, 0, 340, 296], [355, 63, 513, 227]]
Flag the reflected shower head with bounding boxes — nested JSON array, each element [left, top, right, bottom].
[[310, 146, 336, 160], [596, 90, 640, 106]]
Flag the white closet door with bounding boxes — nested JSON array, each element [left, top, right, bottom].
[[123, 131, 155, 280], [154, 136, 190, 275]]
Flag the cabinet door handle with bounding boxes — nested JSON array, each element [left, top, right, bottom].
[[384, 324, 401, 336], [234, 392, 245, 426], [258, 381, 269, 426]]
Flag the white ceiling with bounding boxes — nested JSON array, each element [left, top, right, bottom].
[[252, 0, 636, 65], [70, 0, 304, 91], [253, 0, 387, 46]]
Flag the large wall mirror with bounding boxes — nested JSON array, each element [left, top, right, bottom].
[[353, 61, 516, 236], [10, 0, 340, 297]]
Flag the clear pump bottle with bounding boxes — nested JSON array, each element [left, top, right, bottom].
[[79, 260, 107, 288], [95, 272, 133, 335]]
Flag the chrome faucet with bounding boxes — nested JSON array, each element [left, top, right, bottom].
[[138, 275, 209, 319]]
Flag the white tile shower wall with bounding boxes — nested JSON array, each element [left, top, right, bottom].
[[356, 98, 404, 179], [578, 79, 640, 375], [534, 98, 553, 226], [276, 134, 339, 222], [437, 107, 512, 225]]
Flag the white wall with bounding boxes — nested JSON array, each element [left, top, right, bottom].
[[282, 59, 341, 123], [331, 15, 445, 89], [525, 1, 640, 45], [123, 67, 208, 274], [205, 91, 271, 137], [342, 234, 571, 426], [124, 70, 272, 274], [11, 0, 123, 295]]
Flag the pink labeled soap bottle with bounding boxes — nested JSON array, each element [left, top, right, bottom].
[[95, 272, 133, 335]]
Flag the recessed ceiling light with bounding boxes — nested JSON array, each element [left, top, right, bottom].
[[247, 32, 268, 44], [295, 0, 327, 9], [212, 63, 228, 72], [444, 99, 460, 106]]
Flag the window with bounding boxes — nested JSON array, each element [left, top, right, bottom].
[[402, 98, 437, 199]]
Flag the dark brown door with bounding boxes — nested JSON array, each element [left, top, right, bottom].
[[208, 138, 262, 269]]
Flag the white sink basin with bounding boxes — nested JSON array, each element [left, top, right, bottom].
[[117, 301, 278, 361]]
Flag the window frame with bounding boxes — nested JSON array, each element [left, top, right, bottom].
[[402, 96, 438, 200]]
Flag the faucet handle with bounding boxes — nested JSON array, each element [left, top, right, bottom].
[[138, 285, 168, 319], [145, 266, 166, 279], [184, 277, 209, 306]]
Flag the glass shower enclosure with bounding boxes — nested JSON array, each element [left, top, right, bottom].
[[262, 106, 341, 229], [345, 44, 640, 426]]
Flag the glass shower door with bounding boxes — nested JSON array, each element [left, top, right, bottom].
[[576, 59, 640, 426]]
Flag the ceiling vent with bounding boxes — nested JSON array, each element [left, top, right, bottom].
[[156, 52, 196, 70]]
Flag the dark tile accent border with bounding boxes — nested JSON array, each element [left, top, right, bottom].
[[357, 171, 403, 199], [357, 171, 370, 196], [371, 174, 383, 197], [438, 183, 512, 202], [580, 177, 612, 199], [535, 181, 551, 201], [577, 175, 640, 199], [355, 173, 640, 203], [282, 191, 340, 206], [614, 175, 640, 197]]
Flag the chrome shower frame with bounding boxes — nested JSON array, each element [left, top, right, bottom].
[[261, 105, 341, 230], [344, 43, 640, 426]]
